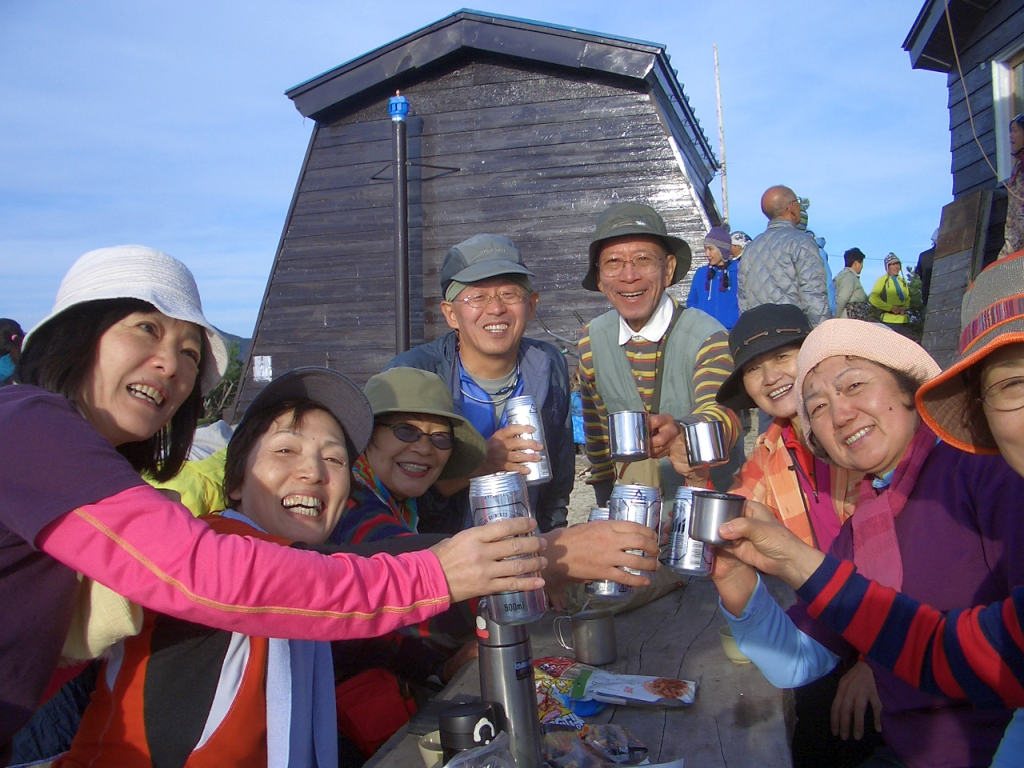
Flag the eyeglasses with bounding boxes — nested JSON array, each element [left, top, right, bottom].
[[598, 254, 664, 277], [452, 289, 529, 310], [980, 376, 1024, 412], [384, 422, 454, 450]]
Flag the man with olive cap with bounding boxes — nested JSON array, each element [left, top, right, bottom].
[[387, 234, 573, 532], [578, 203, 741, 503]]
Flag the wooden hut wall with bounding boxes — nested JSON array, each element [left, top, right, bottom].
[[237, 55, 714, 412], [942, 1, 1024, 260]]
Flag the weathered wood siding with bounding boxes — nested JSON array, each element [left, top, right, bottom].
[[944, 0, 1024, 263], [237, 55, 714, 412]]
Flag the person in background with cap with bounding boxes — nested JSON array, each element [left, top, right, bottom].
[[386, 234, 573, 533], [999, 114, 1024, 259], [578, 202, 741, 503], [0, 319, 23, 386], [0, 246, 547, 759], [868, 253, 912, 337], [738, 186, 832, 327], [712, 304, 874, 768], [730, 230, 752, 260], [686, 226, 741, 331]]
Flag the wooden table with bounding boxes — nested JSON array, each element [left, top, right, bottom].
[[368, 577, 795, 767]]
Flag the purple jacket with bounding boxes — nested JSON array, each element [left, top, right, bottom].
[[790, 443, 1023, 767]]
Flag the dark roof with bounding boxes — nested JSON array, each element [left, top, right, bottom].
[[286, 9, 717, 175], [903, 0, 996, 72]]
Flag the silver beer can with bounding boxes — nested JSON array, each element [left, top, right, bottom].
[[584, 506, 633, 600], [469, 472, 548, 625], [662, 486, 714, 576], [608, 484, 661, 579], [504, 395, 552, 486]]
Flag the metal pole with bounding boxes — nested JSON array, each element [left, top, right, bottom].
[[713, 44, 729, 223], [389, 90, 411, 354]]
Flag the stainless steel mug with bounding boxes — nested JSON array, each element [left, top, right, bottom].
[[682, 419, 727, 466], [689, 490, 745, 547], [661, 486, 715, 576], [584, 506, 633, 600], [608, 410, 650, 462], [554, 609, 618, 666], [469, 472, 548, 625], [608, 484, 661, 579], [504, 395, 552, 486]]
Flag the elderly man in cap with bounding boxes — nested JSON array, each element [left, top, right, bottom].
[[387, 234, 573, 533], [738, 185, 832, 327], [578, 203, 741, 503]]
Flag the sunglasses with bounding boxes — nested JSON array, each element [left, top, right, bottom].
[[385, 422, 454, 451]]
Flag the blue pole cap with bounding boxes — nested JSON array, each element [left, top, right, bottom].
[[388, 91, 409, 122]]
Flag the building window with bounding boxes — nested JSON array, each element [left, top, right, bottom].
[[992, 50, 1024, 179]]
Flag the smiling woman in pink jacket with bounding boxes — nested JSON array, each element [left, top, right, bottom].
[[0, 245, 544, 763]]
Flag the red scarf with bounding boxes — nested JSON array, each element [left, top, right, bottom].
[[851, 423, 937, 590]]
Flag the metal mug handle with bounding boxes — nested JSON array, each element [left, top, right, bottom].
[[554, 615, 574, 652]]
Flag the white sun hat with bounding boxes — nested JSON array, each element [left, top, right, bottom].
[[23, 245, 229, 394]]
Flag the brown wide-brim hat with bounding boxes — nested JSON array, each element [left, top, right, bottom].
[[582, 202, 692, 291], [917, 251, 1024, 454], [364, 367, 486, 481]]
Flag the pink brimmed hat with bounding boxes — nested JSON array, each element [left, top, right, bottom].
[[917, 251, 1024, 454], [795, 319, 941, 444]]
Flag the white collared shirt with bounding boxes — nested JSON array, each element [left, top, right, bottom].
[[617, 293, 675, 346]]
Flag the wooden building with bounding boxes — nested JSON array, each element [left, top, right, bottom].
[[234, 10, 720, 412], [904, 0, 1024, 364]]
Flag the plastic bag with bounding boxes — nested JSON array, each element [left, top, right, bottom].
[[443, 731, 516, 768]]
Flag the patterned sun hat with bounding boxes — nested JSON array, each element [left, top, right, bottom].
[[917, 252, 1024, 453]]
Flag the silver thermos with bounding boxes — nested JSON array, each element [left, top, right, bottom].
[[477, 598, 543, 768]]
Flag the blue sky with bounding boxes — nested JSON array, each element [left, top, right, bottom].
[[1, 1, 952, 337]]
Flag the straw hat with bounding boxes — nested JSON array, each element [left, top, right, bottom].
[[23, 245, 228, 394], [917, 252, 1024, 453], [363, 367, 486, 481], [794, 319, 941, 443]]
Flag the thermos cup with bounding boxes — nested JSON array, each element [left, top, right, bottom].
[[689, 490, 745, 547], [608, 410, 650, 462], [681, 419, 727, 466], [554, 609, 618, 666]]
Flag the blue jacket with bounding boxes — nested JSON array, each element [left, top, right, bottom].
[[686, 260, 741, 330], [386, 332, 573, 531]]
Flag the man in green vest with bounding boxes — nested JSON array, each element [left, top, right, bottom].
[[578, 203, 741, 504]]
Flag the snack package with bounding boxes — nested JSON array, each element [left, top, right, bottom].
[[535, 657, 697, 707], [535, 661, 590, 729], [542, 725, 649, 767]]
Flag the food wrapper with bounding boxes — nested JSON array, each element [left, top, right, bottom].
[[542, 725, 648, 767], [536, 656, 696, 707], [535, 661, 590, 729]]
